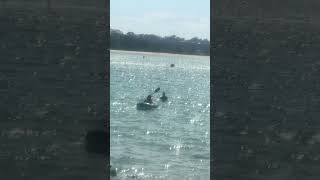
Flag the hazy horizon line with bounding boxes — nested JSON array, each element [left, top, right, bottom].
[[111, 28, 210, 41]]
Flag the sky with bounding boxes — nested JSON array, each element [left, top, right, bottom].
[[110, 0, 210, 40]]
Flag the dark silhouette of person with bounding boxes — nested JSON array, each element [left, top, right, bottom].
[[144, 95, 153, 104], [160, 92, 168, 102]]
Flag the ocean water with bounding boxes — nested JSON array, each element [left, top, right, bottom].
[[110, 50, 210, 180]]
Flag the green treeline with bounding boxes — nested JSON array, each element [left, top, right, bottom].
[[110, 29, 210, 56]]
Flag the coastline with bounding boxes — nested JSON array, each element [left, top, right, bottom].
[[110, 49, 210, 57]]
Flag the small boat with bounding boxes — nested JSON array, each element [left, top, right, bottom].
[[170, 64, 175, 67], [136, 102, 158, 110]]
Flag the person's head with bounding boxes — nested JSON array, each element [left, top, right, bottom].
[[147, 95, 152, 99]]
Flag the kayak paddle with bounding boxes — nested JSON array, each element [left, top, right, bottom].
[[151, 87, 160, 95]]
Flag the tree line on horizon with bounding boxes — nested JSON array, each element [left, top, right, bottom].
[[110, 29, 210, 56]]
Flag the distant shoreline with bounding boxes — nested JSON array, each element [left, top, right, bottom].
[[110, 49, 210, 57], [110, 29, 210, 57]]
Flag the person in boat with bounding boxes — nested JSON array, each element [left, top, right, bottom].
[[160, 92, 168, 102], [144, 95, 153, 104]]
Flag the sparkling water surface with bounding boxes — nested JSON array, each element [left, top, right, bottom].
[[110, 50, 210, 180]]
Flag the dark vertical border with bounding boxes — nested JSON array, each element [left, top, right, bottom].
[[0, 0, 111, 179], [210, 0, 215, 179], [106, 0, 111, 176], [210, 1, 320, 180]]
